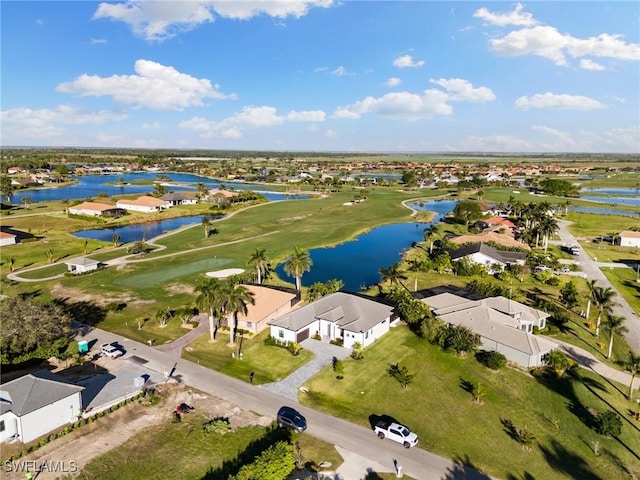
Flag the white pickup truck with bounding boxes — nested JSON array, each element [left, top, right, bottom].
[[373, 420, 419, 448], [101, 342, 124, 358]]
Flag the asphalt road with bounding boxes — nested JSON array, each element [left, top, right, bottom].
[[87, 327, 494, 480], [556, 220, 640, 353]]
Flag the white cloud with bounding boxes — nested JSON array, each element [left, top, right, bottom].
[[473, 3, 537, 27], [429, 78, 496, 102], [490, 25, 640, 66], [179, 105, 325, 138], [334, 79, 494, 120], [579, 59, 605, 71], [286, 110, 326, 122], [453, 135, 533, 152], [93, 0, 334, 42], [0, 105, 126, 143], [516, 92, 605, 110], [56, 59, 235, 111], [325, 129, 337, 138], [393, 54, 425, 68], [386, 77, 402, 87], [91, 38, 108, 44], [142, 121, 160, 129], [532, 125, 576, 146], [332, 66, 348, 76]]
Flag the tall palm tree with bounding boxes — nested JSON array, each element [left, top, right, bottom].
[[624, 352, 640, 400], [247, 248, 270, 284], [202, 215, 211, 239], [592, 286, 618, 337], [223, 284, 255, 345], [112, 233, 120, 248], [283, 246, 312, 291], [379, 263, 408, 288], [423, 223, 440, 254], [538, 215, 559, 252], [585, 279, 597, 320], [195, 278, 224, 341], [602, 315, 627, 359]]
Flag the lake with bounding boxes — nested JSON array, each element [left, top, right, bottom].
[[3, 172, 297, 204], [275, 199, 457, 292], [581, 196, 640, 207], [73, 215, 220, 244], [581, 187, 640, 195]]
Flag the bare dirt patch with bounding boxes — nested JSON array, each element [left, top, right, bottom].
[[2, 383, 271, 480]]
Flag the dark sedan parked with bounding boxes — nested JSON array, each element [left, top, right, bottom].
[[277, 406, 307, 433]]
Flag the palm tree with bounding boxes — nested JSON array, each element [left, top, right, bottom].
[[379, 263, 408, 288], [623, 352, 640, 400], [223, 285, 255, 345], [602, 315, 627, 359], [592, 286, 618, 337], [22, 196, 32, 209], [195, 278, 224, 341], [247, 248, 270, 284], [423, 223, 440, 254], [155, 307, 172, 327], [112, 233, 120, 248], [196, 182, 208, 199], [202, 215, 211, 239], [585, 279, 598, 320], [538, 215, 558, 252], [283, 246, 312, 291]]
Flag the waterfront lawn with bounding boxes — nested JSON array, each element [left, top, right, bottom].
[[301, 326, 640, 480], [182, 329, 313, 384], [567, 212, 640, 241]]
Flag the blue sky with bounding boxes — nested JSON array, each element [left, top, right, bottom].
[[1, 1, 638, 153]]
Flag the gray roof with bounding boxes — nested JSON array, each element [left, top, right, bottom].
[[0, 374, 84, 416], [481, 296, 549, 324], [160, 192, 197, 201], [268, 292, 394, 333], [438, 306, 556, 355], [64, 257, 100, 267], [450, 243, 526, 264]]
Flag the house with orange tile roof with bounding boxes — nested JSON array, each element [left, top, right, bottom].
[[234, 285, 300, 335], [451, 231, 530, 250], [0, 231, 17, 246], [618, 230, 640, 248], [68, 201, 126, 217], [115, 195, 170, 213]]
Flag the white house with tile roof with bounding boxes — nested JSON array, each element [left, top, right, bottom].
[[115, 195, 170, 213], [268, 292, 396, 348], [234, 285, 299, 335], [618, 231, 640, 248], [0, 374, 84, 443]]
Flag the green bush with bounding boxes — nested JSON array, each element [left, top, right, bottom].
[[476, 350, 507, 370], [594, 411, 622, 437]]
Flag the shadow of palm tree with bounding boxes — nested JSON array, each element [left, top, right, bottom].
[[441, 455, 493, 480], [539, 439, 602, 480]]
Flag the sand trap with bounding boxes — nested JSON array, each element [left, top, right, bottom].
[[205, 268, 245, 278]]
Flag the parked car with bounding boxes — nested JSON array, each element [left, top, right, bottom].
[[374, 419, 418, 448], [534, 265, 550, 272], [277, 406, 307, 433], [554, 266, 571, 275], [101, 342, 124, 358]]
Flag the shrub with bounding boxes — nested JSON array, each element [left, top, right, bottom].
[[203, 417, 233, 435], [329, 338, 343, 347], [351, 342, 364, 360], [263, 336, 278, 346], [477, 350, 507, 370], [594, 411, 622, 437]]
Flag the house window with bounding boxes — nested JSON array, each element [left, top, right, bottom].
[[278, 329, 284, 339], [247, 322, 253, 328], [0, 420, 4, 432], [365, 331, 369, 339]]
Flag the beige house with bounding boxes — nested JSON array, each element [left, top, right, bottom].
[[234, 285, 299, 334], [0, 231, 17, 246], [65, 257, 100, 274], [115, 196, 170, 213]]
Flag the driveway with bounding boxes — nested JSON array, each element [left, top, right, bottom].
[[260, 338, 351, 402], [556, 220, 640, 353]]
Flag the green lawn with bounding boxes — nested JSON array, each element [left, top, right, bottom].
[[182, 329, 314, 384], [603, 267, 640, 316], [301, 326, 640, 480]]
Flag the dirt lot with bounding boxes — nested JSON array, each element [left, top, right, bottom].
[[2, 383, 272, 480]]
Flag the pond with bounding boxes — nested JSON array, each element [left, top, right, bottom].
[[569, 206, 640, 218], [275, 199, 457, 292], [581, 196, 640, 207], [580, 187, 640, 195], [72, 215, 221, 244], [3, 172, 300, 204]]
